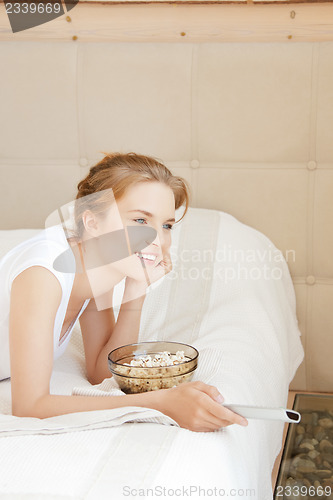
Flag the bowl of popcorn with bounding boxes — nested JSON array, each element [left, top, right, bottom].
[[108, 341, 199, 394]]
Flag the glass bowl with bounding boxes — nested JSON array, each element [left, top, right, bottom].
[[108, 341, 199, 394]]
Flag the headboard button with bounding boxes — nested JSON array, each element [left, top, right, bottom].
[[306, 275, 316, 285], [190, 160, 200, 169], [307, 161, 317, 171], [79, 158, 88, 167]]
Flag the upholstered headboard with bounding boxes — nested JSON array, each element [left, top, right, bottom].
[[0, 6, 332, 391]]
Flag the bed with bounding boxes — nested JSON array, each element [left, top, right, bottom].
[[0, 206, 304, 500], [2, 5, 333, 496]]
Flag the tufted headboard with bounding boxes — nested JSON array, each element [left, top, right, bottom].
[[0, 4, 332, 392]]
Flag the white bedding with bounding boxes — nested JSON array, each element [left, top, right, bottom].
[[0, 208, 304, 500]]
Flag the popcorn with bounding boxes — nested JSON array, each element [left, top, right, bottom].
[[124, 350, 186, 368], [110, 344, 198, 394]]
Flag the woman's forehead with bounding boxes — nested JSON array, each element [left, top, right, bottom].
[[118, 182, 176, 213]]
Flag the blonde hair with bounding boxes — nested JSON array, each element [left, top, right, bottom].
[[72, 152, 191, 240]]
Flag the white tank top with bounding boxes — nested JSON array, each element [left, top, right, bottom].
[[0, 225, 90, 381]]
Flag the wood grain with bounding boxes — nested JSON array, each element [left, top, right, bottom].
[[1, 2, 333, 42]]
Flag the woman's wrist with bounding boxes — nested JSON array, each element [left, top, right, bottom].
[[124, 388, 168, 414], [123, 277, 148, 302]]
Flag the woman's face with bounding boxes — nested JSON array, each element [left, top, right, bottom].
[[84, 181, 176, 286]]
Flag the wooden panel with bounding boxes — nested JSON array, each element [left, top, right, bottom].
[[271, 390, 333, 490], [1, 2, 333, 42]]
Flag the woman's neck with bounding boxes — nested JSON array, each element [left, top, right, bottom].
[[68, 238, 125, 304]]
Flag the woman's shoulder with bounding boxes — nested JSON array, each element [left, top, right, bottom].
[[1, 225, 68, 259], [1, 225, 73, 295]]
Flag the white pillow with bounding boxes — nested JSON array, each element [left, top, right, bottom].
[[137, 206, 304, 397], [0, 229, 42, 260]]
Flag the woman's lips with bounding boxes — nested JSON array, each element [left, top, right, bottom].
[[135, 252, 158, 266]]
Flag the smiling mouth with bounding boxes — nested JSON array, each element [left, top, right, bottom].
[[135, 252, 161, 266]]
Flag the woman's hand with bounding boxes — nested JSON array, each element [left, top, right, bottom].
[[158, 381, 248, 432], [126, 251, 173, 293], [148, 251, 172, 284]]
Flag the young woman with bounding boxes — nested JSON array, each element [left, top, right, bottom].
[[1, 152, 248, 432]]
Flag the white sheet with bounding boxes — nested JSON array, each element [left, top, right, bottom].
[[0, 208, 304, 499]]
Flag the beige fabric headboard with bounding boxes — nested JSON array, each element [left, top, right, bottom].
[[0, 31, 332, 391]]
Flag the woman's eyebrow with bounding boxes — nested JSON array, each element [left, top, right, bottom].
[[128, 209, 175, 222]]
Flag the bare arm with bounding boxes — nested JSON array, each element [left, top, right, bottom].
[[9, 266, 162, 418], [82, 261, 171, 385], [85, 258, 173, 384], [82, 279, 146, 385], [22, 389, 165, 419]]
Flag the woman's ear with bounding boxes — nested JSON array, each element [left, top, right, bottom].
[[81, 210, 99, 238]]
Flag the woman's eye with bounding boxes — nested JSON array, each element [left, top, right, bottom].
[[133, 219, 173, 230]]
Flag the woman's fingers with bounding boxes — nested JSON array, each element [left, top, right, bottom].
[[159, 252, 172, 274], [201, 415, 233, 432], [190, 381, 248, 427], [149, 253, 172, 283], [191, 410, 234, 432], [191, 380, 224, 403], [161, 380, 248, 432], [205, 396, 248, 427]]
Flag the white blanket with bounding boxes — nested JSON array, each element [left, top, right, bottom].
[[0, 208, 304, 500]]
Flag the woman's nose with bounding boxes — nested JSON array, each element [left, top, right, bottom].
[[151, 234, 160, 247], [150, 229, 164, 248]]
